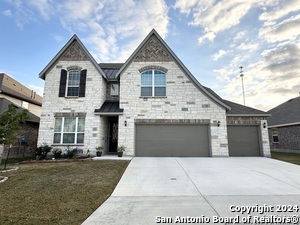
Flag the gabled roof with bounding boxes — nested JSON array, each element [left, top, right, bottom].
[[203, 86, 269, 116], [223, 100, 270, 116], [39, 35, 106, 80], [0, 98, 40, 123], [267, 96, 300, 127], [99, 63, 124, 81], [115, 29, 230, 111]]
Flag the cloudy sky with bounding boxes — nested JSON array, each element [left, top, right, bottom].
[[0, 0, 299, 111]]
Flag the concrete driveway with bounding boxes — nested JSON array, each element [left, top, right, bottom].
[[82, 157, 300, 224]]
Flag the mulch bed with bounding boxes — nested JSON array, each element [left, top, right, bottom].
[[19, 157, 93, 164]]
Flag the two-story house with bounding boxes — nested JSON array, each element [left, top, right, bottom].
[[37, 29, 270, 157], [0, 73, 42, 157]]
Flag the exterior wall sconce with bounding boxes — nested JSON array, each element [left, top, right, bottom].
[[124, 121, 127, 127], [217, 121, 220, 127], [263, 122, 266, 128]]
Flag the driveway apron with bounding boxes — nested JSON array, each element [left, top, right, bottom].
[[82, 157, 300, 225]]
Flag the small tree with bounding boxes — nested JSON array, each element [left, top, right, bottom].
[[0, 104, 28, 168]]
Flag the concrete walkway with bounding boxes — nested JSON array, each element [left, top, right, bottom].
[[82, 157, 300, 224]]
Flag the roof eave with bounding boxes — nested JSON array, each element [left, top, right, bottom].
[[268, 122, 300, 128], [94, 112, 124, 116], [227, 114, 271, 117], [39, 34, 106, 80], [115, 29, 230, 111]]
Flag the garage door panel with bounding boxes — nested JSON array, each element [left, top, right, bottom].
[[136, 124, 209, 157], [227, 125, 261, 156]]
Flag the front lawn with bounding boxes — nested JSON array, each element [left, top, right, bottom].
[[271, 152, 300, 166], [0, 160, 129, 225]]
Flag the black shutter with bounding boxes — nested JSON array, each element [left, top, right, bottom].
[[59, 69, 67, 97], [79, 69, 87, 97]]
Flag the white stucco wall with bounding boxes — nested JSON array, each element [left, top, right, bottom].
[[119, 61, 228, 156], [37, 60, 107, 155]]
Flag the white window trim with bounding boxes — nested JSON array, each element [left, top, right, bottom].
[[53, 117, 85, 144], [141, 70, 166, 97], [66, 70, 80, 97]]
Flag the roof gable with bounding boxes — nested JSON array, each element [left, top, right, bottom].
[[39, 35, 106, 80], [134, 34, 174, 62], [267, 96, 300, 126], [116, 29, 230, 110]]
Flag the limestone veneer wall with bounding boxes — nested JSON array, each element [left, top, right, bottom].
[[119, 61, 228, 156], [37, 60, 107, 155]]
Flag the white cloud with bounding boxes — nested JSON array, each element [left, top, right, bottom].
[[259, 0, 300, 23], [2, 9, 12, 17], [259, 14, 300, 43], [237, 42, 259, 52], [212, 50, 227, 61], [58, 0, 169, 62], [233, 31, 246, 41], [175, 0, 257, 43], [27, 0, 55, 20]]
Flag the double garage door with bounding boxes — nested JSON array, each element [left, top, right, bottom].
[[227, 125, 261, 156], [135, 124, 210, 157], [135, 124, 262, 157]]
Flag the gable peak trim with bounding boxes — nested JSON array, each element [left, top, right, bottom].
[[39, 34, 106, 80]]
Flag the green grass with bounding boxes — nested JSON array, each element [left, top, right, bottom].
[[0, 160, 129, 225], [271, 152, 300, 166]]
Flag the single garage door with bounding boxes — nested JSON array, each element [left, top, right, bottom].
[[135, 124, 210, 157], [227, 125, 261, 156]]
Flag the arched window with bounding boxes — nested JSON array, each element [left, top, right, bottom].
[[141, 70, 166, 97]]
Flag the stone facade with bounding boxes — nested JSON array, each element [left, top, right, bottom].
[[119, 61, 228, 156], [268, 125, 300, 152], [37, 60, 107, 155], [226, 116, 271, 157], [37, 32, 271, 158]]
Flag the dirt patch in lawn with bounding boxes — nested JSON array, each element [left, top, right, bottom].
[[0, 160, 129, 225]]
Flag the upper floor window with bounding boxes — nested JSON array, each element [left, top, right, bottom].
[[67, 70, 80, 96], [141, 70, 166, 97], [59, 69, 87, 97]]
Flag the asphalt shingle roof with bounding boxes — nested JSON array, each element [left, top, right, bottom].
[[203, 86, 268, 115], [267, 96, 300, 126]]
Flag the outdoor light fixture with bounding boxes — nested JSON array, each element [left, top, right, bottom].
[[217, 121, 220, 127], [263, 122, 266, 128], [124, 121, 127, 127]]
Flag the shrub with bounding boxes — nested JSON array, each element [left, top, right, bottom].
[[36, 144, 52, 160], [52, 149, 62, 159], [63, 148, 77, 159]]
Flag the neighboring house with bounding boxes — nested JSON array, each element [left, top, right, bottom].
[[0, 98, 40, 158], [267, 96, 300, 153], [37, 29, 270, 157], [0, 73, 42, 117], [0, 74, 42, 158]]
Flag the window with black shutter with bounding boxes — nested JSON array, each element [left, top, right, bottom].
[[59, 69, 67, 97], [59, 69, 87, 97], [79, 69, 87, 97]]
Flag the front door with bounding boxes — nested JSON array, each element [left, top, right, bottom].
[[108, 119, 118, 154]]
